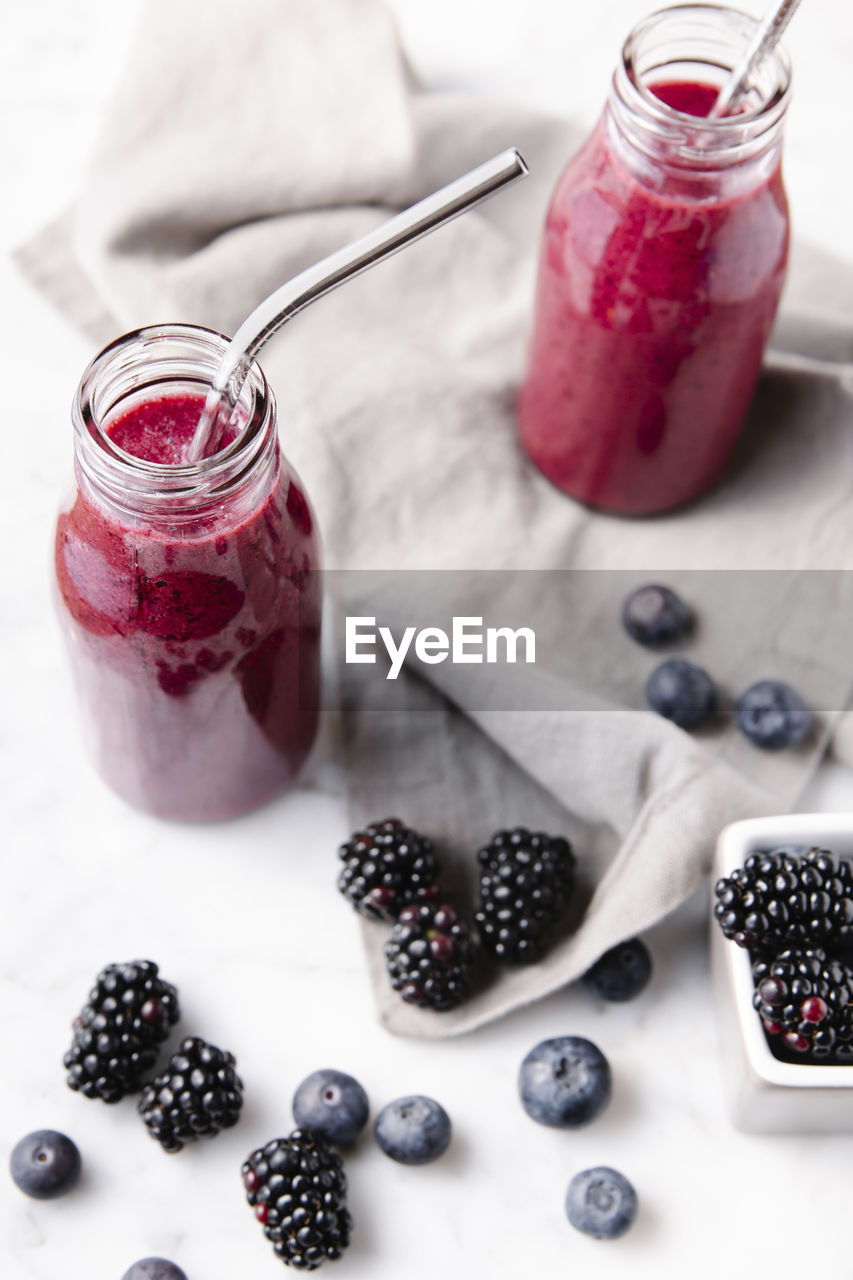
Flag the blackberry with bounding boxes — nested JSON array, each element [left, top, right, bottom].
[[752, 947, 853, 1060], [474, 828, 575, 964], [385, 903, 474, 1011], [64, 960, 179, 1103], [242, 1130, 352, 1270], [337, 818, 441, 921], [713, 848, 853, 953], [138, 1036, 243, 1152]]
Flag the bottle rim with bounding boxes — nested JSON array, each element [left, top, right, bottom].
[[72, 323, 277, 518], [615, 2, 791, 167]]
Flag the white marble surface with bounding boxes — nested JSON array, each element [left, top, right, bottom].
[[2, 3, 853, 1278]]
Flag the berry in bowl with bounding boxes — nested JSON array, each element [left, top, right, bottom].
[[711, 814, 853, 1132]]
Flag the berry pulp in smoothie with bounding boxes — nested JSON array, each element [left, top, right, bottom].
[[55, 393, 321, 820], [517, 80, 789, 515]]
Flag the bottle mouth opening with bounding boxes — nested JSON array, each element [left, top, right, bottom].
[[74, 323, 273, 501], [618, 3, 791, 156]]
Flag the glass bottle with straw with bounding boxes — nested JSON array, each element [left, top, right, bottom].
[[517, 0, 801, 515], [53, 150, 527, 820]]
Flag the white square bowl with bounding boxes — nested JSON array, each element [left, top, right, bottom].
[[712, 812, 853, 1133]]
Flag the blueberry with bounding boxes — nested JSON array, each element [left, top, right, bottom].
[[583, 937, 652, 1002], [565, 1166, 638, 1240], [9, 1130, 81, 1200], [736, 680, 811, 750], [646, 658, 716, 729], [292, 1069, 369, 1145], [121, 1261, 188, 1280], [622, 584, 693, 647], [518, 1036, 611, 1128], [374, 1095, 451, 1165]]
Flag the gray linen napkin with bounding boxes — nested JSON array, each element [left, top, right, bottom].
[[17, 0, 853, 1036]]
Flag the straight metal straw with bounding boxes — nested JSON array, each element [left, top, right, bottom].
[[187, 148, 528, 462], [710, 0, 802, 118]]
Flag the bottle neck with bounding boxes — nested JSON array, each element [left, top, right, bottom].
[[606, 3, 790, 199], [73, 324, 279, 530]]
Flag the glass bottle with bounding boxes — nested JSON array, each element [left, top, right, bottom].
[[518, 3, 791, 515], [54, 324, 321, 820]]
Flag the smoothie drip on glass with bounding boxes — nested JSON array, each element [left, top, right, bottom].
[[518, 4, 791, 515], [54, 326, 321, 820]]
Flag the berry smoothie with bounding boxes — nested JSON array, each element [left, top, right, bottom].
[[518, 80, 789, 515], [55, 391, 321, 820]]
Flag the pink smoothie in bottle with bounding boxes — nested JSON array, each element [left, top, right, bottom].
[[54, 326, 321, 820], [518, 5, 791, 515]]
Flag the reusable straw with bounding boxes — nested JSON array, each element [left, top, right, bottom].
[[187, 148, 528, 462], [710, 0, 802, 118]]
